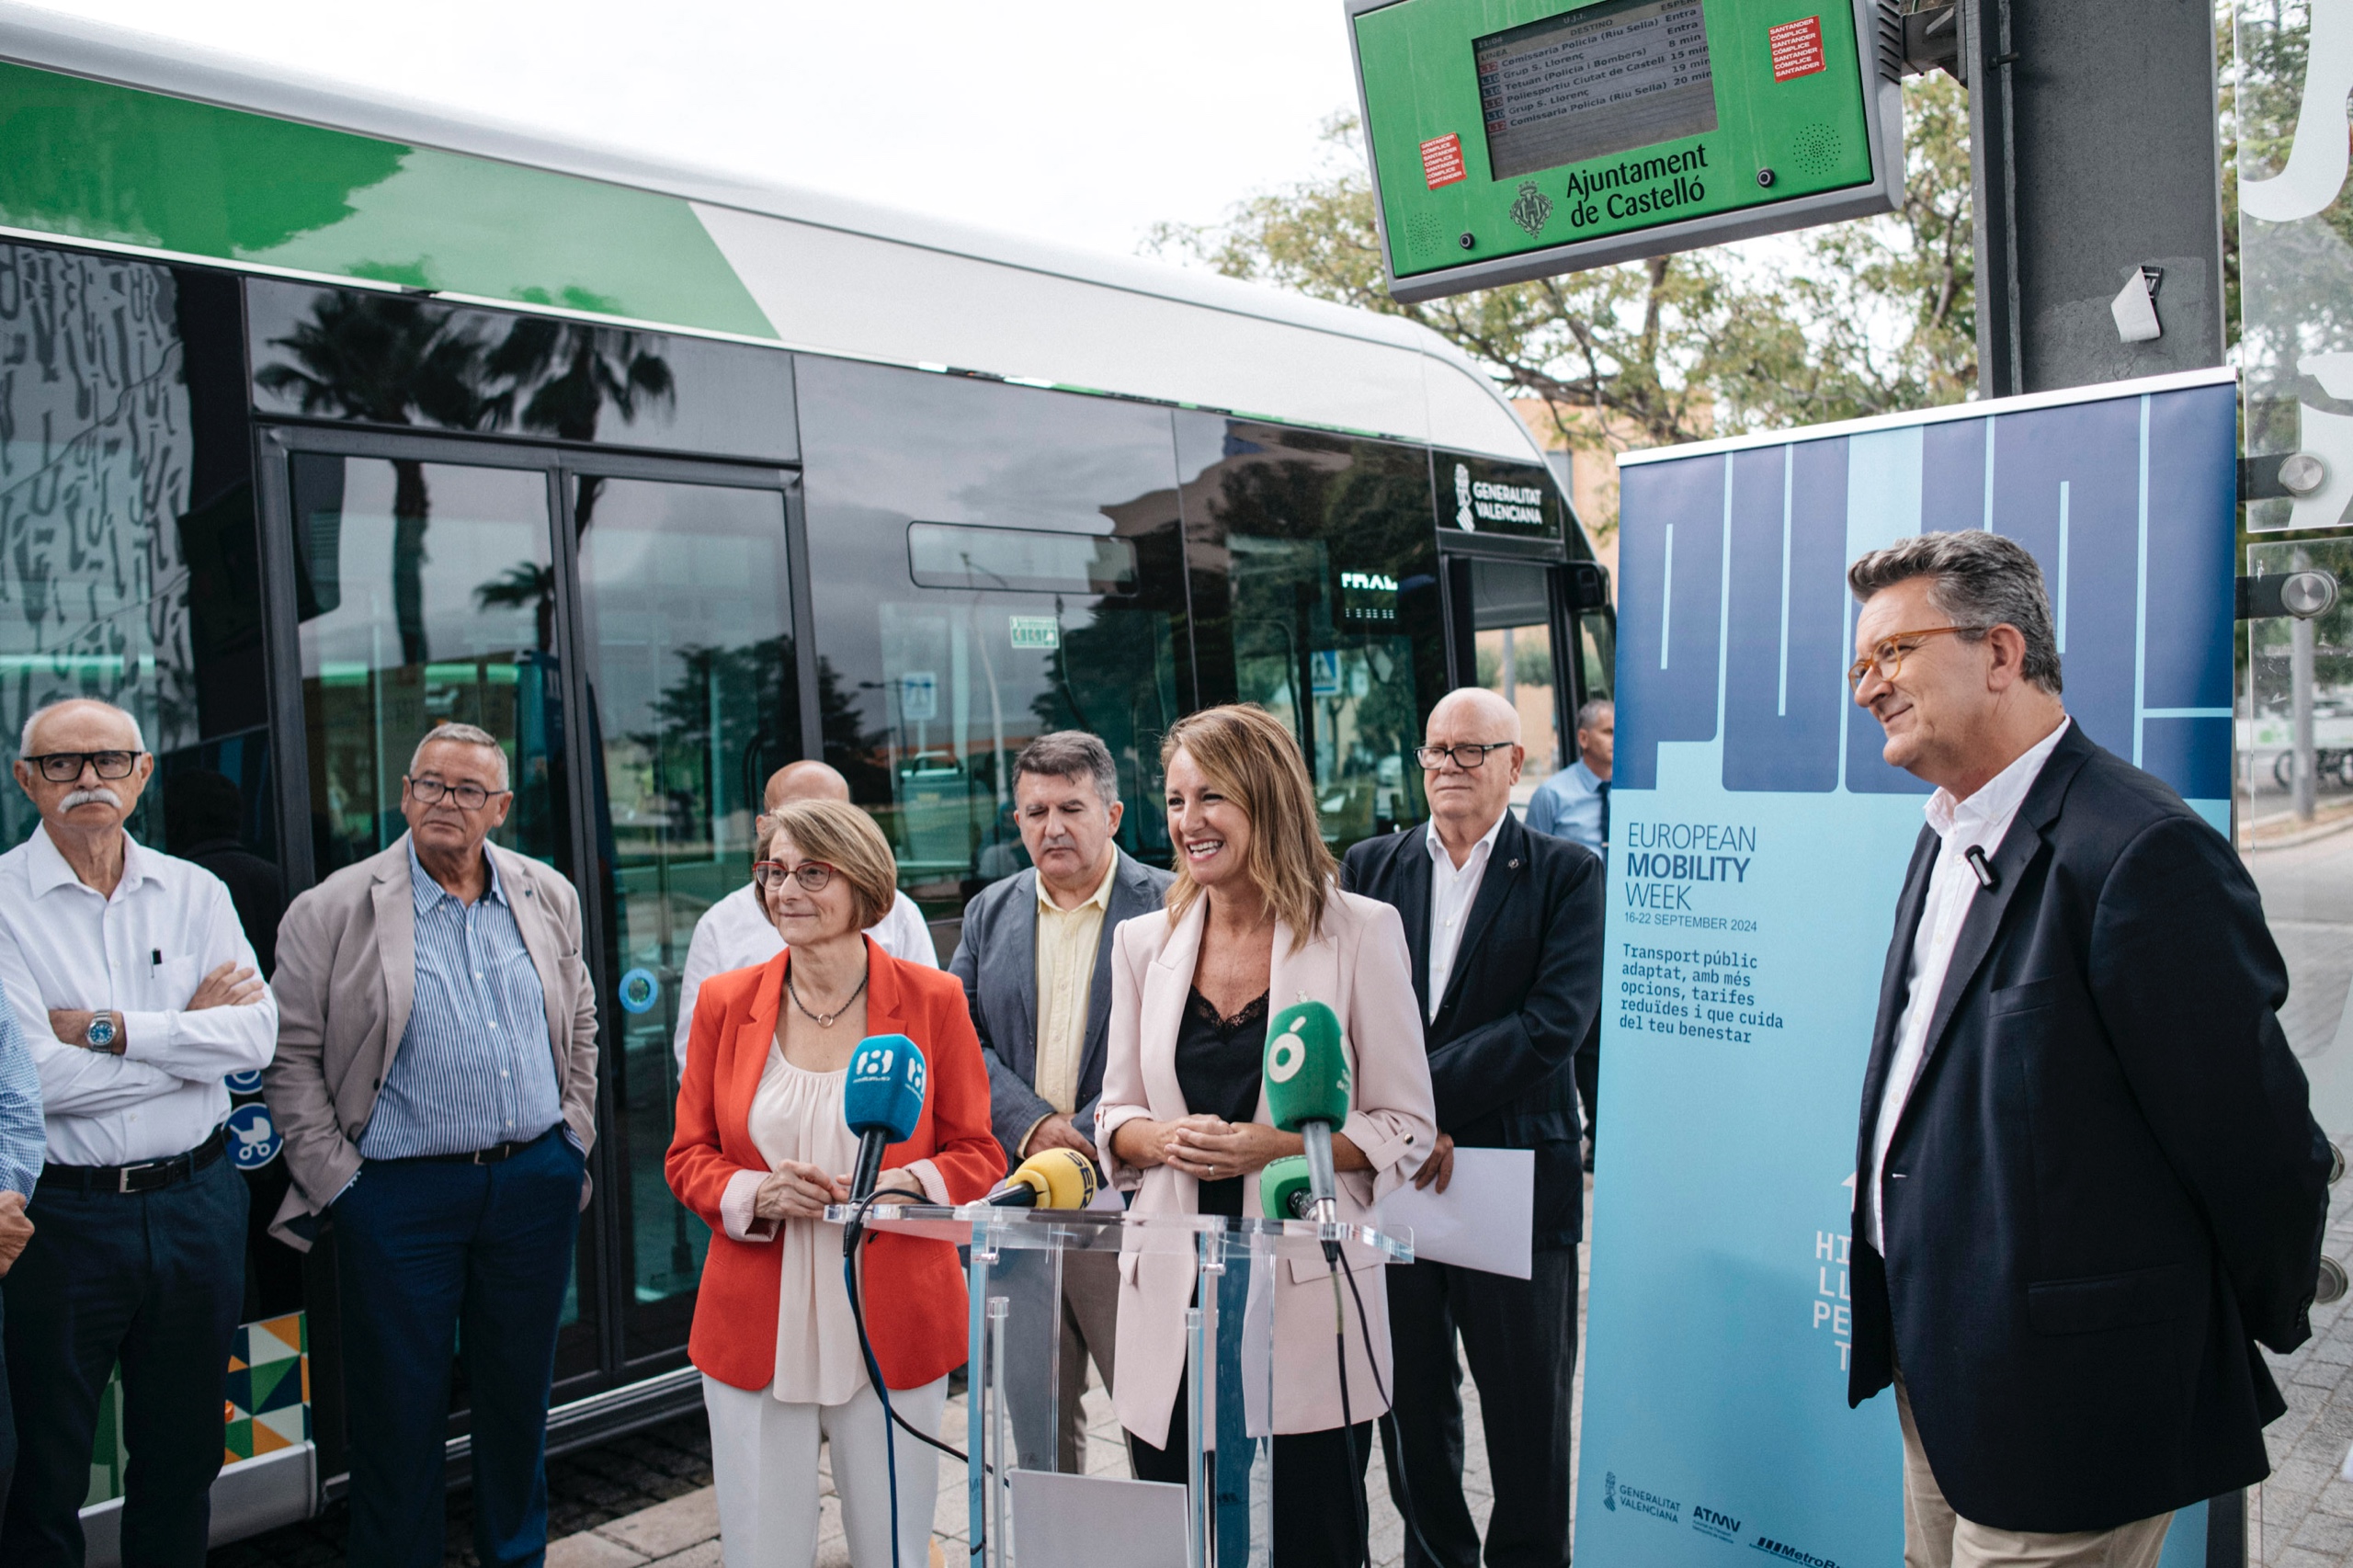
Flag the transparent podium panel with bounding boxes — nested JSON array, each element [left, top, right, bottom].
[[834, 1205, 1411, 1568]]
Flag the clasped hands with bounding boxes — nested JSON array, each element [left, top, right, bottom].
[[1120, 1115, 1304, 1183], [750, 1159, 925, 1222]]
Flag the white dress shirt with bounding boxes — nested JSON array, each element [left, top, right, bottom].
[[1867, 718, 2070, 1252], [0, 824, 278, 1166], [672, 883, 938, 1065], [1425, 812, 1506, 1021]]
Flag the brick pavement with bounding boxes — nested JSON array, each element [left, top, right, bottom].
[[2255, 1178, 2353, 1568]]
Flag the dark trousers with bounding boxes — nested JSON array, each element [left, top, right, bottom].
[[1130, 1383, 1372, 1568], [1, 1147, 247, 1568], [1382, 1246, 1579, 1568], [0, 1285, 14, 1527], [1574, 1017, 1600, 1154], [334, 1128, 583, 1568]]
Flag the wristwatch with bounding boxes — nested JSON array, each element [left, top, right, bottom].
[[84, 1013, 119, 1053]]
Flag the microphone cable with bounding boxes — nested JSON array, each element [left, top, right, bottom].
[[1339, 1256, 1444, 1568], [840, 1190, 990, 1563], [1329, 1267, 1371, 1568]]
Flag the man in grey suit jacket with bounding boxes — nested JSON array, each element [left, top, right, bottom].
[[950, 732, 1169, 1471], [264, 723, 599, 1568]]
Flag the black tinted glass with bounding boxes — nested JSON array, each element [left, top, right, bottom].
[[797, 358, 1191, 915], [248, 279, 796, 461], [1176, 416, 1447, 847]]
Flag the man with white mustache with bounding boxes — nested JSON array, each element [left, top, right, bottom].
[[0, 698, 275, 1565]]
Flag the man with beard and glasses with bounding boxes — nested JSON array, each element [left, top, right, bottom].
[[0, 699, 276, 1567]]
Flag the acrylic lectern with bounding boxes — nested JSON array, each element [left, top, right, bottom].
[[833, 1204, 1413, 1568]]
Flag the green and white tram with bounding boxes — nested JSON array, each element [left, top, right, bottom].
[[0, 4, 1613, 1553]]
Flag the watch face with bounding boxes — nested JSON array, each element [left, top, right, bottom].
[[86, 1017, 116, 1049]]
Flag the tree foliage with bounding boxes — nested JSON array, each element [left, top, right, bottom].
[[1145, 76, 1978, 536]]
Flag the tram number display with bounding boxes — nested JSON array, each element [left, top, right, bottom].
[[1474, 0, 1717, 180], [1340, 569, 1401, 623]]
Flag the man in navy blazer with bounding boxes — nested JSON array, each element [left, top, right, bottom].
[[1845, 531, 2329, 1567], [1342, 687, 1603, 1568]]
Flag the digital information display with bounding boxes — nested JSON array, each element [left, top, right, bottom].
[[1475, 0, 1717, 179], [1348, 0, 1904, 301]]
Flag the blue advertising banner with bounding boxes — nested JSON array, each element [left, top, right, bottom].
[[1574, 369, 2240, 1568]]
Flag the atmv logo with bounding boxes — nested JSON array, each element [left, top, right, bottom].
[[1693, 1505, 1742, 1542]]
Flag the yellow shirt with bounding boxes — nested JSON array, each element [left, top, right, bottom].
[[1027, 857, 1118, 1150]]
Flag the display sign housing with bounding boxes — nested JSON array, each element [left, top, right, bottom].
[[1347, 0, 1905, 301]]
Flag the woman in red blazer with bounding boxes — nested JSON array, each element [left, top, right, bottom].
[[667, 800, 1002, 1568]]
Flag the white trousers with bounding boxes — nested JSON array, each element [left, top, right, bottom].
[[703, 1372, 949, 1568]]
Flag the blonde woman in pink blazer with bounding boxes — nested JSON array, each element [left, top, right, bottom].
[[1098, 704, 1436, 1568]]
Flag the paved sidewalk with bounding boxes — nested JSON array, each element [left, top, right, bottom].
[[2254, 1176, 2353, 1567], [543, 1200, 1594, 1568]]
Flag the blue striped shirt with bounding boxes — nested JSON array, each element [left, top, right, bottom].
[[359, 843, 563, 1160], [0, 985, 41, 1197]]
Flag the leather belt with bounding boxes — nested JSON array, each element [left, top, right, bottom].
[[43, 1125, 229, 1195], [407, 1126, 558, 1165]]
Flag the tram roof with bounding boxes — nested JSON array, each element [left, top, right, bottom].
[[0, 3, 1552, 463]]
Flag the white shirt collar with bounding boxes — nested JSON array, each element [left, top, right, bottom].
[[28, 821, 150, 899], [1924, 718, 2071, 844], [1426, 810, 1506, 871]]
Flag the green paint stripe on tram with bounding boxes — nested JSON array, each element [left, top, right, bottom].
[[0, 61, 778, 339]]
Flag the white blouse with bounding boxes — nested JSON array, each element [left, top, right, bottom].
[[745, 1047, 866, 1406]]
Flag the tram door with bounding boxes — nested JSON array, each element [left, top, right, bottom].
[[261, 427, 802, 1465]]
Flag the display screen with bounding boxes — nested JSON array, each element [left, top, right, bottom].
[[1474, 0, 1718, 179]]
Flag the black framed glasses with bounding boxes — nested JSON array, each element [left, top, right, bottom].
[[405, 776, 508, 811], [24, 750, 144, 783], [1415, 742, 1516, 770], [753, 859, 836, 893]]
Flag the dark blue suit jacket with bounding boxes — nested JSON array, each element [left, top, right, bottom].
[[1342, 811, 1604, 1248], [1848, 722, 2331, 1531]]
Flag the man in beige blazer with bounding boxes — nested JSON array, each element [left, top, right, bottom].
[[264, 722, 597, 1568]]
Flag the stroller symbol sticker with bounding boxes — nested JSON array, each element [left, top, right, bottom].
[[226, 1104, 282, 1170]]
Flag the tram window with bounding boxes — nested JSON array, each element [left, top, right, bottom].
[[249, 279, 799, 462], [1467, 559, 1565, 806], [288, 454, 575, 877], [1176, 416, 1445, 848], [571, 473, 798, 1363], [1, 244, 304, 1343], [1580, 611, 1617, 702], [797, 358, 1190, 915]]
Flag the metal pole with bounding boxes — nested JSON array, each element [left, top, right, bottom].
[[969, 1230, 995, 1567], [1962, 0, 2226, 395], [2294, 611, 2319, 822], [1185, 1302, 1208, 1568], [989, 1297, 1013, 1568]]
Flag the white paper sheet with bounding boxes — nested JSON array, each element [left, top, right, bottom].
[[1378, 1146, 1535, 1279]]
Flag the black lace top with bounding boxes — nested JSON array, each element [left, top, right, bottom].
[[1174, 987, 1269, 1219]]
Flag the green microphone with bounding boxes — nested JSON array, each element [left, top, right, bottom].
[[1264, 999, 1350, 1225], [1260, 1154, 1314, 1221]]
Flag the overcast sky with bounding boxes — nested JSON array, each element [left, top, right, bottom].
[[37, 0, 1361, 263]]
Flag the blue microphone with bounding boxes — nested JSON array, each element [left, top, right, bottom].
[[844, 1033, 926, 1204]]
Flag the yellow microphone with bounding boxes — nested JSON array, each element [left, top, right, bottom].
[[986, 1147, 1100, 1209]]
